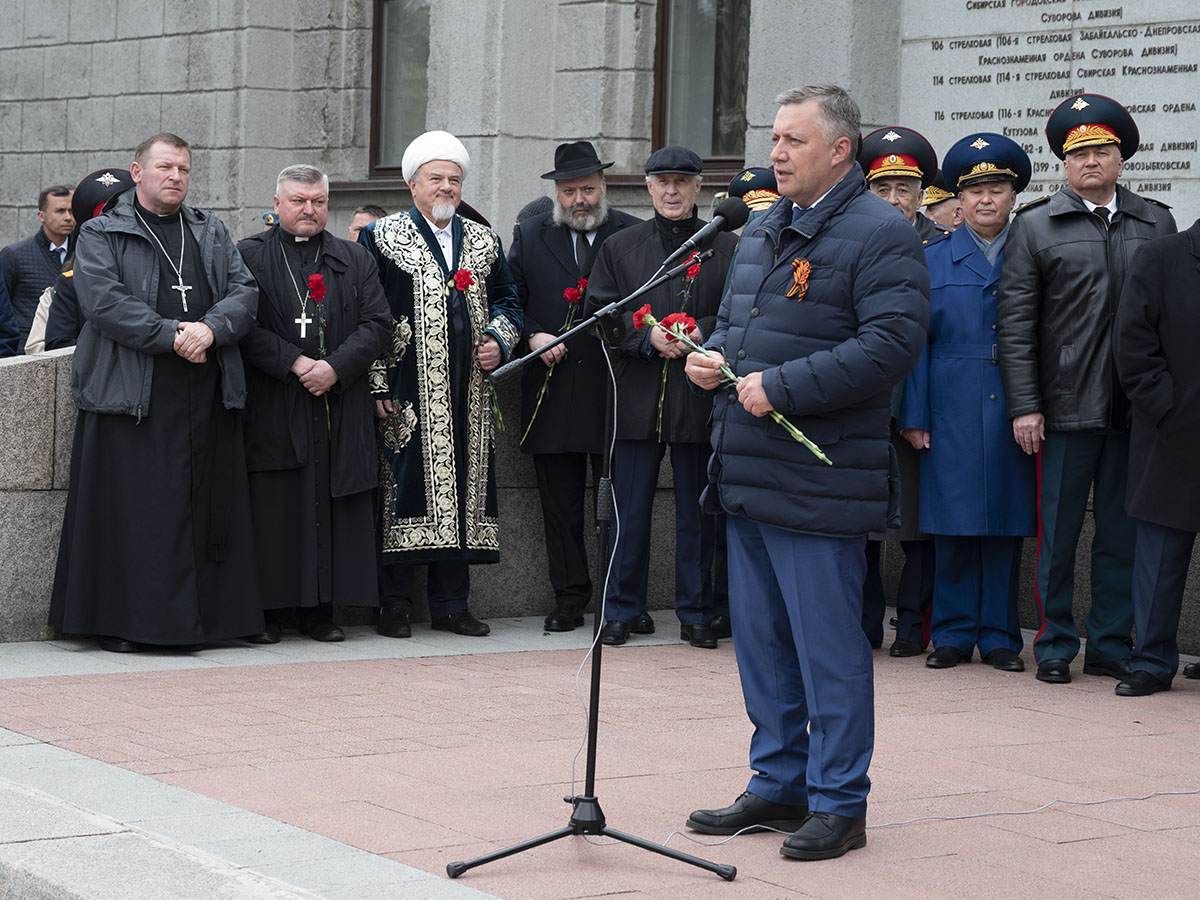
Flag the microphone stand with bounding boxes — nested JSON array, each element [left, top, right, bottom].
[[447, 252, 735, 883]]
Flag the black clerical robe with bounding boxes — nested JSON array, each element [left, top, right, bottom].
[[359, 209, 522, 564], [238, 227, 391, 610], [50, 194, 261, 645]]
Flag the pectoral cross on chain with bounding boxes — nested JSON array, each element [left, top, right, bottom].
[[171, 279, 193, 313], [295, 310, 313, 338]]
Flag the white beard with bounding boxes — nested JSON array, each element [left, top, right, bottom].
[[431, 201, 457, 221]]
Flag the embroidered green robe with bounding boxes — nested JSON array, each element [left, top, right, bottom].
[[361, 209, 521, 563]]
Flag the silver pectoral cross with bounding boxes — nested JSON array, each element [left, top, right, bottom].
[[171, 280, 193, 313], [295, 310, 313, 338]]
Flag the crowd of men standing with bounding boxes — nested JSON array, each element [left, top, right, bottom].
[[4, 82, 1200, 862]]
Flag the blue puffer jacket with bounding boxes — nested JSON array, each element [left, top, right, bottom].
[[705, 167, 929, 536]]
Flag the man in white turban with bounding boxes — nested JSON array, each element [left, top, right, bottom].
[[359, 130, 522, 638]]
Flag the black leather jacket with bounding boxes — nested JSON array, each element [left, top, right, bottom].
[[996, 184, 1175, 431]]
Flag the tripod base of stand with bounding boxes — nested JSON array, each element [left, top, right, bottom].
[[446, 794, 736, 881]]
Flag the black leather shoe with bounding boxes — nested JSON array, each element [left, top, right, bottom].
[[377, 602, 412, 638], [600, 621, 630, 645], [708, 615, 732, 639], [780, 812, 867, 860], [687, 791, 809, 835], [681, 623, 718, 649], [926, 645, 970, 668], [1115, 670, 1171, 697], [1036, 658, 1071, 684], [1183, 661, 1200, 680], [983, 648, 1025, 672], [245, 623, 283, 645], [1083, 658, 1131, 679], [890, 638, 924, 658], [430, 611, 490, 636], [97, 636, 142, 653], [305, 621, 345, 642], [544, 606, 585, 632], [631, 612, 655, 634]]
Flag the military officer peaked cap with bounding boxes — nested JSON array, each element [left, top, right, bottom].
[[541, 140, 615, 180], [858, 126, 938, 189], [922, 169, 955, 207], [728, 167, 779, 212], [942, 133, 1032, 194], [1045, 93, 1139, 161], [72, 168, 135, 224]]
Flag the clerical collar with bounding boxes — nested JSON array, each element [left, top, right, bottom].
[[280, 229, 323, 245], [133, 197, 181, 223]]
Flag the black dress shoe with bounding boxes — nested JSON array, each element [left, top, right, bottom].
[[680, 623, 718, 649], [1183, 661, 1200, 680], [983, 647, 1025, 672], [600, 621, 630, 645], [97, 636, 142, 653], [890, 638, 924, 658], [687, 791, 809, 835], [305, 621, 345, 642], [431, 610, 490, 636], [780, 812, 867, 860], [1036, 658, 1071, 684], [1115, 670, 1172, 697], [377, 602, 412, 638], [544, 606, 585, 632], [631, 612, 655, 634], [1083, 658, 1131, 679], [245, 622, 283, 645], [708, 615, 732, 639], [926, 645, 970, 668]]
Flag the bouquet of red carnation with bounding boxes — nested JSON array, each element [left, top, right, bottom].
[[633, 304, 832, 465], [521, 277, 588, 444]]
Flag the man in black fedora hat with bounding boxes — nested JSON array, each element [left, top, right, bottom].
[[508, 141, 640, 631]]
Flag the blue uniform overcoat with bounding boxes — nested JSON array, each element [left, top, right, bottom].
[[899, 226, 1035, 536]]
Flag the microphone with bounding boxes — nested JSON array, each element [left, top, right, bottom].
[[658, 197, 750, 271]]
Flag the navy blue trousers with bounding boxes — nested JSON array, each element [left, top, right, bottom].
[[931, 535, 1023, 657], [1130, 518, 1196, 682], [1033, 431, 1133, 665], [727, 514, 873, 817], [605, 440, 713, 626]]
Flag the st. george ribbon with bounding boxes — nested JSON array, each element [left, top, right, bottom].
[[489, 196, 750, 382]]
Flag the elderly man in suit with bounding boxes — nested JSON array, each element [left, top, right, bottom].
[[508, 141, 640, 631]]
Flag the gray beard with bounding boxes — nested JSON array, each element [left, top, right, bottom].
[[553, 195, 609, 233], [431, 201, 457, 221]]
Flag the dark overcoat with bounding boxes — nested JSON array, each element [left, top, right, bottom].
[[1114, 219, 1200, 533], [705, 168, 929, 537], [585, 215, 736, 443], [237, 227, 391, 498], [899, 225, 1035, 536], [508, 207, 640, 453]]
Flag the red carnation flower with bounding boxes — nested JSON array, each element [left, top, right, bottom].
[[632, 303, 653, 329], [453, 268, 475, 291], [307, 273, 326, 303], [684, 251, 701, 280], [563, 287, 582, 304], [576, 277, 588, 293], [659, 312, 697, 341]]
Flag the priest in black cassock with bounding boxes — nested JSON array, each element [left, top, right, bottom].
[[49, 133, 262, 652], [359, 131, 522, 637], [237, 165, 390, 643]]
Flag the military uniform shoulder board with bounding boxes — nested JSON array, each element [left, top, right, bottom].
[[923, 231, 952, 247], [1144, 197, 1172, 210], [1014, 195, 1051, 214]]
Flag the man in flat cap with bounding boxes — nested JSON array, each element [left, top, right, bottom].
[[585, 145, 736, 649], [920, 170, 963, 232], [899, 133, 1036, 673], [359, 130, 522, 638], [508, 141, 640, 631], [997, 94, 1175, 685], [856, 126, 946, 658]]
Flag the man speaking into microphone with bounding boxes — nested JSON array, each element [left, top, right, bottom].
[[685, 85, 928, 859], [584, 146, 737, 649]]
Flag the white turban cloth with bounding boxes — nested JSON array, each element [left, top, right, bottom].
[[401, 131, 470, 183]]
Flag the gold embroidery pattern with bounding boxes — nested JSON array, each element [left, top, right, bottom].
[[381, 401, 418, 453], [368, 313, 412, 394], [373, 214, 501, 554]]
